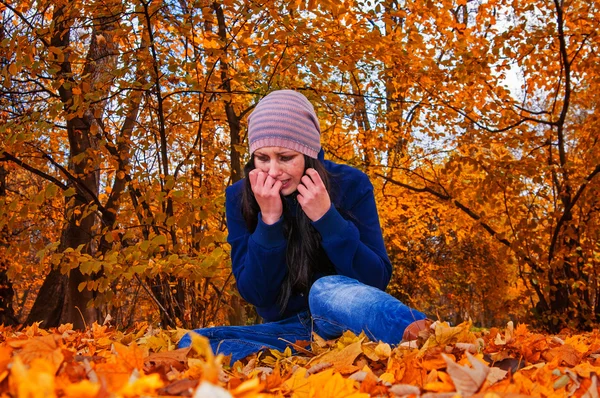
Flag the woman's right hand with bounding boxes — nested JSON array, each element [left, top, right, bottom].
[[248, 169, 283, 225]]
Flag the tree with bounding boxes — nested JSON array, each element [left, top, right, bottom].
[[374, 0, 600, 330], [1, 0, 598, 332]]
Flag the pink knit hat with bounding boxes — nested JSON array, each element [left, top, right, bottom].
[[248, 90, 321, 159]]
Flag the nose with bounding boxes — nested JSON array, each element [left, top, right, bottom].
[[268, 162, 282, 178]]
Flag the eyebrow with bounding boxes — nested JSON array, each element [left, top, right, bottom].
[[255, 151, 296, 156]]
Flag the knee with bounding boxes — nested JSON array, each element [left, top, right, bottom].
[[309, 275, 356, 308], [310, 275, 344, 296]]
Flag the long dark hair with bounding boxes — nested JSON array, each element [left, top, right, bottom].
[[241, 154, 335, 312]]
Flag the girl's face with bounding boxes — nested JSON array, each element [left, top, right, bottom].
[[253, 147, 306, 196]]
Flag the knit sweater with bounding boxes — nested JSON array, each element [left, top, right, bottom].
[[225, 153, 392, 322]]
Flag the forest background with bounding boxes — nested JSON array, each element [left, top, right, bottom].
[[0, 0, 598, 335]]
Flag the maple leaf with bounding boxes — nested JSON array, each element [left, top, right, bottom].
[[306, 369, 369, 398], [10, 334, 65, 374], [309, 340, 363, 374], [443, 352, 490, 396], [283, 367, 310, 397], [144, 346, 190, 374]]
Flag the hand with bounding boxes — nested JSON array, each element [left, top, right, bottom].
[[248, 169, 282, 225], [296, 168, 331, 222]]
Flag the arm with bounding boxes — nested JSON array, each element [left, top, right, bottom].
[[311, 175, 392, 290], [226, 185, 288, 307]]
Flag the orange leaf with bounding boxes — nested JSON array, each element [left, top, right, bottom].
[[11, 334, 64, 374]]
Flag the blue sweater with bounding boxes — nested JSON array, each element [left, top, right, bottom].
[[225, 154, 392, 322]]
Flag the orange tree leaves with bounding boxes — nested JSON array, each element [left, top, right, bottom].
[[1, 0, 599, 331]]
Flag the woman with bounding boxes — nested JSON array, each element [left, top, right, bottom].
[[179, 90, 428, 362]]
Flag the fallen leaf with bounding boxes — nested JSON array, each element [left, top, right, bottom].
[[309, 340, 363, 374], [9, 357, 56, 398], [283, 367, 310, 397], [543, 344, 581, 367], [11, 334, 64, 374], [486, 366, 509, 385], [389, 383, 421, 396], [158, 378, 199, 396], [144, 346, 191, 373], [443, 351, 490, 396]]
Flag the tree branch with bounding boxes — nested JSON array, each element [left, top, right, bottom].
[[0, 151, 68, 190]]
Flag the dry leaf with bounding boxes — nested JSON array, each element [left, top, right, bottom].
[[11, 334, 64, 374], [486, 366, 509, 385], [144, 346, 191, 373], [581, 373, 599, 398], [443, 351, 490, 396], [389, 383, 421, 396], [309, 340, 363, 374]]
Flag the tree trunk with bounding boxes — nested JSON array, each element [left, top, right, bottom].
[[0, 165, 17, 326], [26, 4, 118, 329]]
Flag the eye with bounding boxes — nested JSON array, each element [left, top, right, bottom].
[[256, 155, 269, 162], [280, 155, 294, 162]]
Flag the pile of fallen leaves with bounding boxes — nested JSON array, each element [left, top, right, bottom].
[[0, 320, 599, 397]]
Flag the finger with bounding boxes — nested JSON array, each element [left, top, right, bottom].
[[264, 174, 279, 190], [254, 171, 267, 190], [301, 174, 316, 190], [248, 169, 259, 187], [296, 193, 305, 207], [305, 168, 325, 187], [296, 182, 308, 197]]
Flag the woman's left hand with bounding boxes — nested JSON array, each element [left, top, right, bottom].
[[297, 168, 331, 222]]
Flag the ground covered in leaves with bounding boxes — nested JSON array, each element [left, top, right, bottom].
[[0, 321, 599, 397]]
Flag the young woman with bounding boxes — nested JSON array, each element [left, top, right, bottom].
[[178, 90, 428, 362]]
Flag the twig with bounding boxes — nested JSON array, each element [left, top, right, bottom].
[[135, 274, 176, 327]]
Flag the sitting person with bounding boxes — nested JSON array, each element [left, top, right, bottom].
[[179, 90, 429, 362]]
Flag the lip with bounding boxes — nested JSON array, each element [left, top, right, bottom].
[[280, 179, 290, 189]]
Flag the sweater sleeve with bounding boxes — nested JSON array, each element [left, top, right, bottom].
[[226, 185, 288, 307], [311, 174, 392, 290]]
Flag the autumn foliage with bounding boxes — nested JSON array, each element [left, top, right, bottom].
[[0, 0, 599, 361]]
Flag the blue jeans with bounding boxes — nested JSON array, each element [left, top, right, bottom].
[[178, 275, 426, 363]]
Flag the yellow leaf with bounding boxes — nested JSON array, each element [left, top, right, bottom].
[[119, 371, 164, 397], [379, 372, 395, 384], [231, 377, 263, 398], [307, 370, 369, 398], [284, 367, 310, 397], [9, 357, 56, 398], [62, 380, 101, 398], [309, 340, 363, 374]]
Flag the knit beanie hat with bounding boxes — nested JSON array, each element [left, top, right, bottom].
[[248, 90, 321, 159]]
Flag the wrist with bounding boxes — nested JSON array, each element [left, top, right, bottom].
[[261, 212, 282, 225]]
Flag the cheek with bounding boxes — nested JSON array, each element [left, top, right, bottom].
[[291, 163, 306, 180]]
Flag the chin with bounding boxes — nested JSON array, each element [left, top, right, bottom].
[[281, 185, 297, 196]]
